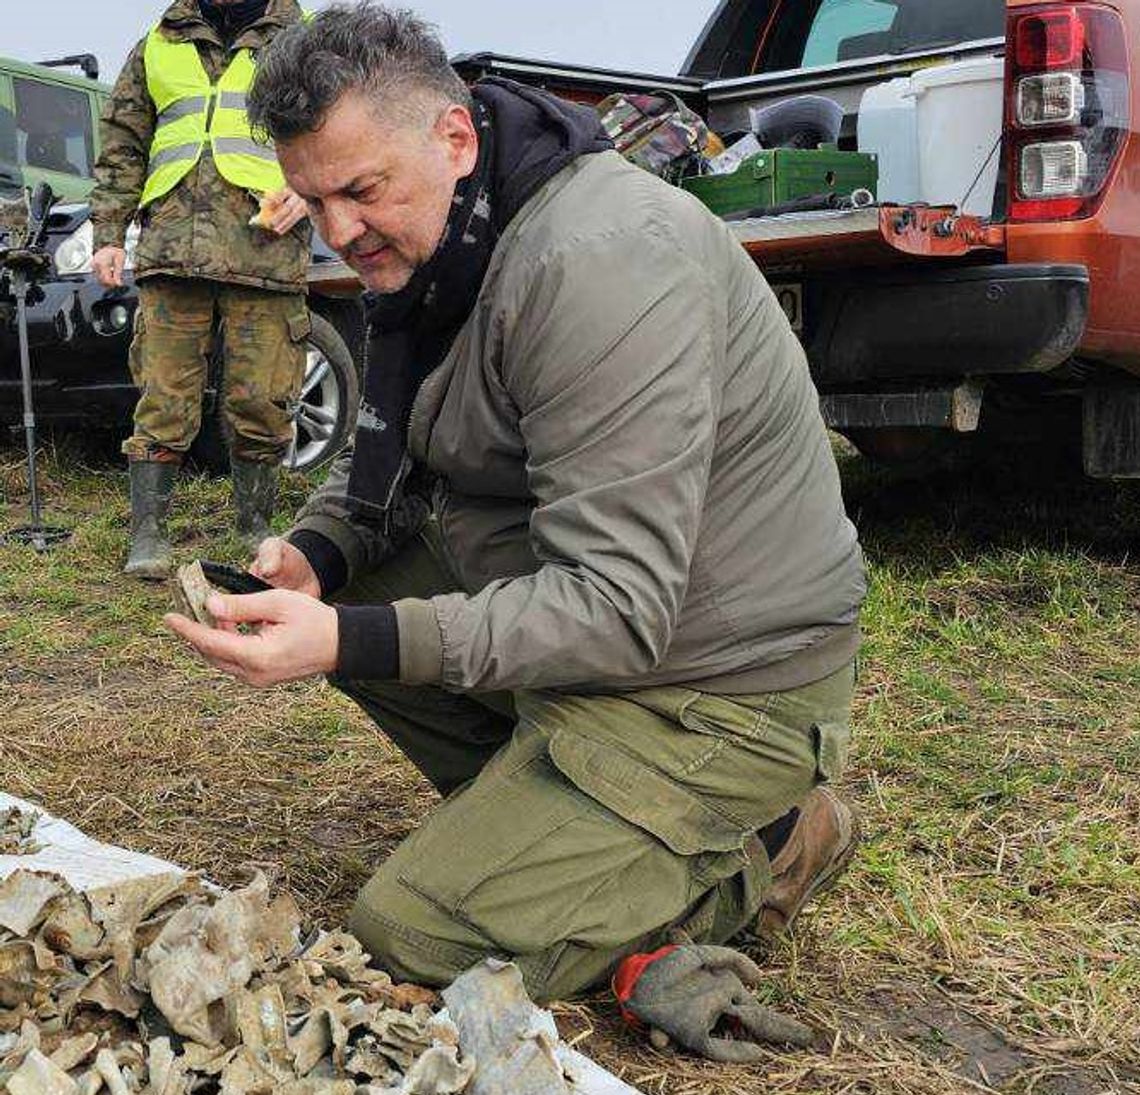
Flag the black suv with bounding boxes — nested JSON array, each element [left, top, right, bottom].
[[0, 54, 364, 473]]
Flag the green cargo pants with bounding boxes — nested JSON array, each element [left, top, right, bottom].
[[335, 528, 855, 1003], [123, 277, 309, 463]]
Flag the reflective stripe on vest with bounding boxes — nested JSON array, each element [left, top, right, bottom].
[[140, 25, 286, 206]]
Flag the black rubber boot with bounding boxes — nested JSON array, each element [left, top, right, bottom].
[[123, 460, 177, 580], [232, 458, 278, 552]]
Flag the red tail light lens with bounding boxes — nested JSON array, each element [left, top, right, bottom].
[[1015, 8, 1086, 70], [1006, 3, 1131, 224]]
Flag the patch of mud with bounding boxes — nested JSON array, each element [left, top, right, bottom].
[[849, 983, 1129, 1094]]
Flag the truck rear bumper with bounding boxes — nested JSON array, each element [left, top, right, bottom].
[[803, 263, 1089, 386]]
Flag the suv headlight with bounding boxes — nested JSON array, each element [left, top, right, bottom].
[[53, 219, 94, 276], [54, 219, 140, 277]]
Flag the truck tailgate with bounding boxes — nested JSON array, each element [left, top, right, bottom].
[[729, 206, 1006, 272]]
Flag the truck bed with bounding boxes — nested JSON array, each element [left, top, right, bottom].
[[702, 36, 1004, 138]]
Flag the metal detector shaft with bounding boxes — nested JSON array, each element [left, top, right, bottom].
[[2, 181, 71, 551], [12, 271, 44, 528]]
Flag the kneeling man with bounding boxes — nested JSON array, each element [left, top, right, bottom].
[[168, 0, 866, 1052]]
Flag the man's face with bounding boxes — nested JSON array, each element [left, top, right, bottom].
[[278, 91, 479, 294]]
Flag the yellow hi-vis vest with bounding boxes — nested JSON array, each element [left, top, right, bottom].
[[139, 25, 284, 207]]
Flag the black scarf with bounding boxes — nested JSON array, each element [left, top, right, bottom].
[[345, 78, 612, 525]]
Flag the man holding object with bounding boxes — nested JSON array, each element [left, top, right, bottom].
[[167, 1, 866, 1059]]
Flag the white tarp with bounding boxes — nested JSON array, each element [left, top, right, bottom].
[[0, 791, 183, 891], [0, 792, 641, 1095]]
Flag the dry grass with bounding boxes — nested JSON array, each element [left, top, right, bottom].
[[2, 431, 1139, 1094]]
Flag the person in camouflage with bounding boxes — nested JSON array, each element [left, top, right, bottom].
[[91, 0, 312, 578]]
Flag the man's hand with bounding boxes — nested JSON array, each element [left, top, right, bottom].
[[265, 187, 308, 235], [250, 537, 322, 598], [92, 246, 127, 288], [164, 589, 338, 687]]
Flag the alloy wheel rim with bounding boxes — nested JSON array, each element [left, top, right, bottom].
[[284, 344, 340, 471]]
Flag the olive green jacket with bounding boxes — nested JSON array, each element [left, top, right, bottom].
[[90, 0, 309, 292], [293, 151, 866, 695]]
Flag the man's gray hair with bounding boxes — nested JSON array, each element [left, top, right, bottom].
[[248, 2, 472, 141]]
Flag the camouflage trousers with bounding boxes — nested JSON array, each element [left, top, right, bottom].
[[333, 528, 856, 1003], [123, 276, 309, 463]]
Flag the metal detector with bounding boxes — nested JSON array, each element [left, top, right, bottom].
[[1, 181, 71, 550]]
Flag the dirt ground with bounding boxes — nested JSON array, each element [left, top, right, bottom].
[[2, 433, 1139, 1093]]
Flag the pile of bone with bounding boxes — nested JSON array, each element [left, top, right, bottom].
[[0, 864, 476, 1095]]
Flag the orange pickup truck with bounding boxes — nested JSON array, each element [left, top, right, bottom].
[[456, 0, 1140, 477]]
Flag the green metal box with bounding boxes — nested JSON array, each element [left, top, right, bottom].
[[682, 147, 879, 217]]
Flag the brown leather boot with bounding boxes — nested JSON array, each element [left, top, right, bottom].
[[756, 786, 860, 939]]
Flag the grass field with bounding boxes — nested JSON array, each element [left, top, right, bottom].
[[2, 431, 1139, 1094]]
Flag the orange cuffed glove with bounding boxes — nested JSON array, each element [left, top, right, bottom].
[[613, 943, 814, 1062]]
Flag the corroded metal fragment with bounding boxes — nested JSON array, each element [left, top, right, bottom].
[[443, 960, 570, 1095], [0, 871, 69, 936], [0, 808, 44, 856], [171, 561, 218, 626], [6, 1046, 79, 1094], [0, 866, 588, 1094]]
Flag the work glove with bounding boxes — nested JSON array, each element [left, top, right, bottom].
[[612, 943, 814, 1063]]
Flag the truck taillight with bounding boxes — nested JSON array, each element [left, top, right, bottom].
[[1006, 2, 1131, 223], [1020, 139, 1088, 196], [1015, 8, 1085, 69], [1017, 72, 1085, 127]]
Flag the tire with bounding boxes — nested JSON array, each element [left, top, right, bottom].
[[282, 312, 360, 473], [191, 310, 360, 476], [840, 427, 966, 469]]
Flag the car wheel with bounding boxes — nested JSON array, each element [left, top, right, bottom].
[[191, 311, 360, 476], [283, 312, 360, 474], [840, 427, 964, 468]]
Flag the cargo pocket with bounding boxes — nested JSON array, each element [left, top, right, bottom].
[[812, 717, 852, 784], [548, 729, 746, 856], [387, 722, 757, 964], [621, 686, 820, 833], [547, 729, 753, 901], [127, 307, 147, 387], [276, 307, 311, 405], [287, 309, 311, 345]]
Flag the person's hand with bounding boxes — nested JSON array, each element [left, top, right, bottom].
[[265, 187, 308, 235], [164, 589, 338, 687], [613, 943, 815, 1063], [92, 245, 127, 288], [250, 537, 321, 598]]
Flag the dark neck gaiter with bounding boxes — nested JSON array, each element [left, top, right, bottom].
[[198, 0, 270, 45]]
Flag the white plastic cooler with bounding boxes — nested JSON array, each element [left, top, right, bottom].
[[858, 54, 1007, 216]]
